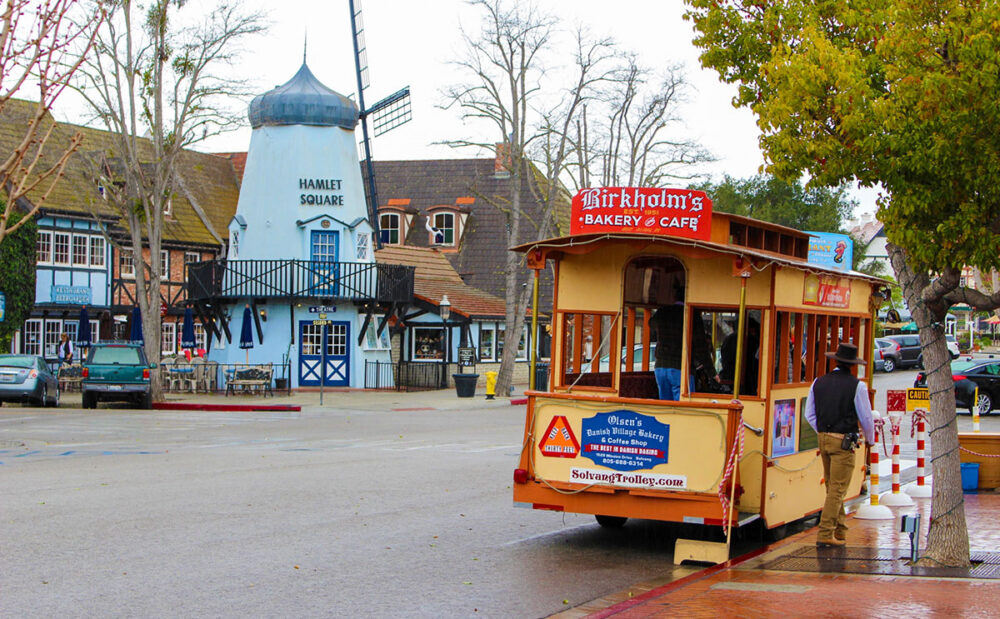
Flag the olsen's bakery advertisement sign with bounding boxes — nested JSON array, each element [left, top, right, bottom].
[[570, 187, 712, 240]]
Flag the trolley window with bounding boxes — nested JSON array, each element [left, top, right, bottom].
[[772, 311, 868, 385]]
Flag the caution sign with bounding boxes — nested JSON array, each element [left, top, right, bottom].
[[539, 415, 580, 458], [907, 387, 929, 412]]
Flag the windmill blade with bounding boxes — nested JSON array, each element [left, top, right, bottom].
[[351, 0, 370, 90], [367, 87, 412, 137]]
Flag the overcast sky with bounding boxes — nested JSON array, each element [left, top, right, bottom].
[[53, 0, 877, 217]]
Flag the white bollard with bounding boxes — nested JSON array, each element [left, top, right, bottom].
[[880, 410, 914, 506], [905, 409, 932, 498], [855, 410, 893, 520]]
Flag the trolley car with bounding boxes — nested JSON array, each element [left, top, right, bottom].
[[512, 187, 886, 563]]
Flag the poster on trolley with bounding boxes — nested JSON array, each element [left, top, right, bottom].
[[570, 187, 713, 240]]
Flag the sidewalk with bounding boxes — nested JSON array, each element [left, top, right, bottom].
[[560, 490, 1000, 618]]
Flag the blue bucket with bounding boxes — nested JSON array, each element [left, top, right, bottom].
[[961, 462, 980, 492]]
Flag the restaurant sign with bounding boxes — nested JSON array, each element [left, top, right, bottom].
[[570, 187, 712, 240], [803, 274, 851, 309]]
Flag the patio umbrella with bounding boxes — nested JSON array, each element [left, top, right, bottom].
[[239, 304, 254, 363], [986, 315, 1000, 325], [900, 321, 918, 333], [130, 306, 144, 344], [77, 305, 92, 349], [181, 306, 196, 350]]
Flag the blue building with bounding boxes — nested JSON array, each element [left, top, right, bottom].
[[188, 63, 414, 388]]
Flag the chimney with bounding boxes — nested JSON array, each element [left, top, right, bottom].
[[494, 142, 511, 179]]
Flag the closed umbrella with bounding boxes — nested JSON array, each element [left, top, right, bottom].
[[130, 306, 144, 344], [181, 306, 196, 350], [77, 306, 92, 350], [239, 305, 254, 363]]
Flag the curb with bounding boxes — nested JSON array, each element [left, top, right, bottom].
[[153, 402, 301, 412]]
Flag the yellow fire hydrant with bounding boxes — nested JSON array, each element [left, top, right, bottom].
[[485, 371, 498, 399]]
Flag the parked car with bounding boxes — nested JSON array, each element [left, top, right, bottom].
[[945, 334, 961, 359], [914, 358, 1000, 414], [882, 334, 923, 369], [873, 337, 902, 373], [0, 354, 60, 407], [81, 343, 156, 409]]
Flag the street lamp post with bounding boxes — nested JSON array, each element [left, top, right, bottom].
[[439, 295, 451, 388]]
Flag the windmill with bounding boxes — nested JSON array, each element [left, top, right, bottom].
[[349, 0, 413, 250]]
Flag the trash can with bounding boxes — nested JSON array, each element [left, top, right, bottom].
[[534, 362, 550, 390], [452, 373, 479, 398], [961, 462, 980, 492]]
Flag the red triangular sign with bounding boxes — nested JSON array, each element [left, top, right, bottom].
[[538, 415, 580, 458]]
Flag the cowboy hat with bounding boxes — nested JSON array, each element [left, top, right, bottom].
[[825, 342, 865, 365]]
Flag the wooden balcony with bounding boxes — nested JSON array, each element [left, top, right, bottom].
[[186, 259, 415, 304]]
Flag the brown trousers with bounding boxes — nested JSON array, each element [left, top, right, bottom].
[[817, 432, 855, 539]]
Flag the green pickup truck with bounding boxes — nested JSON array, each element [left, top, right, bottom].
[[82, 343, 156, 409]]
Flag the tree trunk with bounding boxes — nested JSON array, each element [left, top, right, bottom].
[[889, 243, 971, 567]]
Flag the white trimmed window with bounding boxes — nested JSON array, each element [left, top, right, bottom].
[[72, 235, 89, 266], [89, 236, 106, 268], [431, 212, 455, 246], [380, 213, 401, 245], [360, 315, 390, 350], [479, 324, 496, 361], [193, 323, 206, 351], [184, 251, 201, 264], [37, 230, 52, 264], [53, 231, 70, 265], [90, 319, 101, 345], [121, 250, 135, 278], [44, 320, 62, 358], [161, 321, 176, 356], [22, 319, 42, 356], [160, 250, 169, 276], [412, 326, 445, 361]]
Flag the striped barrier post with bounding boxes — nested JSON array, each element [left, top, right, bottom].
[[973, 386, 981, 433], [855, 411, 892, 519], [880, 411, 914, 506], [906, 409, 932, 498]]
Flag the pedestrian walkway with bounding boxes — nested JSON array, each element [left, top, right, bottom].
[[558, 490, 1000, 618]]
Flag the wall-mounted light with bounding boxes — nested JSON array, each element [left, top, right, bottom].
[[440, 295, 451, 322], [259, 307, 267, 322]]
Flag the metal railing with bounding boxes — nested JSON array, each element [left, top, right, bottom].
[[187, 259, 414, 303], [364, 360, 444, 392]]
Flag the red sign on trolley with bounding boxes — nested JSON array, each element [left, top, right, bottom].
[[569, 187, 713, 240]]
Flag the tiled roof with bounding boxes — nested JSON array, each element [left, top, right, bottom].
[[370, 158, 566, 306], [375, 245, 507, 319], [0, 99, 237, 248]]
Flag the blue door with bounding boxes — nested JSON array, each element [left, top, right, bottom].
[[298, 320, 350, 387], [310, 230, 339, 295]]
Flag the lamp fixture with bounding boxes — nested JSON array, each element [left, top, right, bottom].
[[440, 295, 451, 322], [259, 307, 267, 322]]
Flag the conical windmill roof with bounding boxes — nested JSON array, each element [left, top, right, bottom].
[[248, 63, 359, 129]]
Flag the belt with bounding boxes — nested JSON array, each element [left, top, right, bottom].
[[820, 432, 846, 438]]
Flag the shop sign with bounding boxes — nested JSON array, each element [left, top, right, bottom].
[[50, 285, 91, 305], [299, 178, 344, 206], [802, 274, 851, 309], [569, 187, 712, 240], [806, 231, 853, 272], [457, 347, 476, 367], [580, 410, 669, 471]]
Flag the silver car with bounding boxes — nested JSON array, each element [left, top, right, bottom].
[[0, 355, 60, 407]]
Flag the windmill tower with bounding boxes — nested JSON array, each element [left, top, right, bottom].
[[350, 0, 413, 249]]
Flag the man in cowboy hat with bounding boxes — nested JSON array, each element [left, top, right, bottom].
[[804, 342, 875, 547]]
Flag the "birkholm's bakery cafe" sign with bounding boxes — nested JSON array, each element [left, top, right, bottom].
[[570, 187, 712, 240]]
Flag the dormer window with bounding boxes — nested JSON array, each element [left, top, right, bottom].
[[380, 212, 401, 244], [431, 212, 455, 246]]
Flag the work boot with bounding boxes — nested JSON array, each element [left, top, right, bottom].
[[816, 537, 846, 547]]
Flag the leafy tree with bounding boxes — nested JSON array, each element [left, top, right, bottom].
[[0, 0, 102, 245], [0, 205, 37, 352], [71, 0, 263, 400], [685, 0, 1000, 566]]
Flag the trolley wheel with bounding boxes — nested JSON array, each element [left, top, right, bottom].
[[595, 515, 628, 528]]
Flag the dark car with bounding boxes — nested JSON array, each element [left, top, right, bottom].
[[914, 358, 1000, 414], [0, 354, 60, 407], [882, 334, 923, 369], [874, 337, 902, 373], [82, 343, 156, 409]]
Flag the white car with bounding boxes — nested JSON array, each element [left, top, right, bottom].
[[946, 334, 960, 359]]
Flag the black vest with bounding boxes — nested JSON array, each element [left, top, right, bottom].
[[812, 369, 860, 433]]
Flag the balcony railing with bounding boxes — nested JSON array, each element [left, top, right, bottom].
[[187, 259, 415, 304]]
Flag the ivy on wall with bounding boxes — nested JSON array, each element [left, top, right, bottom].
[[0, 205, 37, 353]]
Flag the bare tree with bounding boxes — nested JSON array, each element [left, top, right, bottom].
[[570, 56, 713, 191], [441, 0, 615, 395], [71, 0, 264, 399], [0, 0, 102, 245]]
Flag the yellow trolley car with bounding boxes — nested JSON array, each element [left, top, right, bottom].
[[512, 186, 887, 563]]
